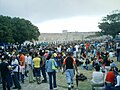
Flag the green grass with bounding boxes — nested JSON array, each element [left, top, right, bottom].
[[56, 57, 120, 90]]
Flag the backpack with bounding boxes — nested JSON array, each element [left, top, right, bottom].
[[76, 73, 87, 81]]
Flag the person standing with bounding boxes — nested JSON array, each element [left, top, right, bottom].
[[27, 52, 34, 83], [41, 55, 47, 83], [0, 56, 13, 90], [62, 52, 78, 90], [24, 52, 29, 77], [19, 52, 25, 83], [33, 53, 42, 84], [45, 54, 58, 90], [11, 55, 21, 89]]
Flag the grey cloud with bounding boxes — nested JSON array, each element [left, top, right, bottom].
[[0, 0, 120, 23]]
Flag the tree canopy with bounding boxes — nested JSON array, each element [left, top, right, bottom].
[[98, 10, 120, 38], [0, 15, 40, 43]]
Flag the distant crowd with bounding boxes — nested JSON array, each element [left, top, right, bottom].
[[0, 39, 120, 90]]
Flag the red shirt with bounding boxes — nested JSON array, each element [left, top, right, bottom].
[[20, 54, 25, 66], [86, 43, 90, 50], [105, 71, 115, 83]]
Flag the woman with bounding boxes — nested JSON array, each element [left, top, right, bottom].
[[45, 54, 58, 90]]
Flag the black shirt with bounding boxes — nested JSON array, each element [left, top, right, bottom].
[[64, 56, 74, 69], [0, 62, 11, 78]]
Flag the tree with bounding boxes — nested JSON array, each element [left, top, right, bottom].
[[98, 10, 120, 38], [0, 15, 40, 43]]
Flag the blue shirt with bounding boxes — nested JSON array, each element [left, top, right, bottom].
[[45, 59, 57, 72]]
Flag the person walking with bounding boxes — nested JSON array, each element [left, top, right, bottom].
[[45, 54, 58, 90], [62, 52, 78, 90]]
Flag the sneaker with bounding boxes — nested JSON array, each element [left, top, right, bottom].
[[53, 87, 58, 90], [68, 85, 71, 90]]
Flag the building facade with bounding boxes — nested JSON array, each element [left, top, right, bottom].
[[38, 31, 96, 44]]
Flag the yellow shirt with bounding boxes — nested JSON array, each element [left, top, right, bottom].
[[33, 57, 41, 68], [53, 53, 57, 58]]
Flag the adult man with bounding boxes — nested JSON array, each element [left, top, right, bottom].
[[33, 53, 42, 84], [62, 52, 78, 90], [27, 52, 34, 83], [11, 55, 21, 89], [0, 55, 13, 90], [19, 52, 25, 83], [90, 65, 104, 90]]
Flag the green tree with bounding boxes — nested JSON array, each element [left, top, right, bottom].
[[0, 15, 40, 43], [98, 10, 120, 38]]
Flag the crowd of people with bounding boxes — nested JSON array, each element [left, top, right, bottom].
[[0, 39, 120, 90]]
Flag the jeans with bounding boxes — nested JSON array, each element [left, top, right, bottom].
[[34, 68, 41, 84], [65, 69, 74, 84], [20, 73, 24, 83], [89, 64, 93, 70], [2, 75, 12, 90], [105, 83, 114, 90], [41, 66, 47, 81], [12, 72, 21, 88], [48, 71, 57, 89]]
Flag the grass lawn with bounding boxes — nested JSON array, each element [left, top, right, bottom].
[[56, 57, 120, 90]]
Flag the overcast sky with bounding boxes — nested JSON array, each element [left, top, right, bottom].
[[0, 0, 120, 33]]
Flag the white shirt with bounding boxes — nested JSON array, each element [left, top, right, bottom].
[[75, 45, 79, 52], [11, 59, 19, 72], [109, 52, 114, 58], [25, 55, 29, 70], [91, 71, 104, 84], [57, 46, 61, 53], [27, 55, 33, 70]]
